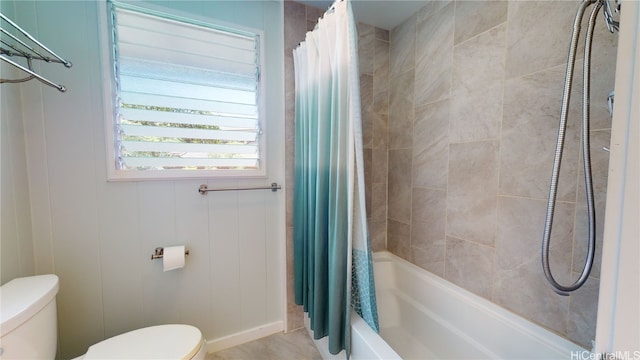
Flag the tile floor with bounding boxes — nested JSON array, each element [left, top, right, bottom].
[[208, 329, 322, 360]]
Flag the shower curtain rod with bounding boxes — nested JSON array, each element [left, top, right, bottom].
[[0, 12, 72, 92]]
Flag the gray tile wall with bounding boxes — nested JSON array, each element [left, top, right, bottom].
[[384, 0, 617, 348], [360, 23, 391, 253]]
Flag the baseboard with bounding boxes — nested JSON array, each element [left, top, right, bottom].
[[205, 321, 283, 353]]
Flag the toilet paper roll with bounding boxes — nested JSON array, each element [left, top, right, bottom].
[[163, 245, 185, 272]]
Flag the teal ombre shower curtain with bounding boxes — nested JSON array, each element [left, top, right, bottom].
[[293, 0, 379, 355]]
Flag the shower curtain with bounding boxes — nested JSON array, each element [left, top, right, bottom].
[[293, 0, 379, 356]]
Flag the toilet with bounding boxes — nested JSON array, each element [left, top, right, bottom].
[[0, 274, 206, 359]]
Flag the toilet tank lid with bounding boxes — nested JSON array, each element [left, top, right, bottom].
[[0, 274, 59, 337]]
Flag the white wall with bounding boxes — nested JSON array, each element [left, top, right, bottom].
[[0, 0, 35, 284], [8, 1, 284, 359]]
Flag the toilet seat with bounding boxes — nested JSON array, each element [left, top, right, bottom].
[[84, 324, 204, 360]]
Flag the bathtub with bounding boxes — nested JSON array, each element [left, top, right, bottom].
[[349, 251, 586, 360]]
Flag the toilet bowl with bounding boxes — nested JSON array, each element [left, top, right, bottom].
[[0, 275, 205, 360]]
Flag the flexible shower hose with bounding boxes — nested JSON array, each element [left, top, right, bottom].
[[542, 0, 601, 296]]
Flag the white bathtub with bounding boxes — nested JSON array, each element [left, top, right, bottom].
[[349, 251, 586, 360]]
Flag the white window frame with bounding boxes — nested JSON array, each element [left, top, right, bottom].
[[99, 1, 267, 181]]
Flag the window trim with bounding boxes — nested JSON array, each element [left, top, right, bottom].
[[99, 1, 267, 181]]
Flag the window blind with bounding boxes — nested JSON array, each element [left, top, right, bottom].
[[110, 3, 262, 173]]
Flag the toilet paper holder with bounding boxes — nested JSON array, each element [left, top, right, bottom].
[[150, 247, 190, 260]]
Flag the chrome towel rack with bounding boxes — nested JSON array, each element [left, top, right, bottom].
[[0, 13, 72, 92], [198, 183, 281, 195]]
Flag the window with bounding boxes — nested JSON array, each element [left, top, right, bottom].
[[105, 1, 264, 180]]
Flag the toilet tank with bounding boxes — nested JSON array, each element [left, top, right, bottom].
[[0, 275, 59, 360]]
